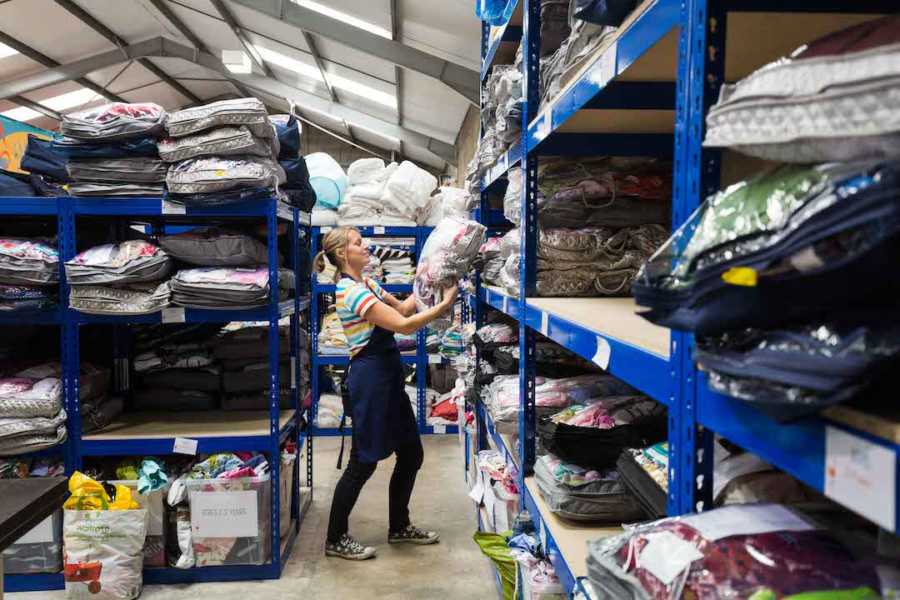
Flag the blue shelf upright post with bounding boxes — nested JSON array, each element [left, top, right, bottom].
[[517, 0, 540, 496], [266, 196, 283, 574], [309, 228, 321, 436]]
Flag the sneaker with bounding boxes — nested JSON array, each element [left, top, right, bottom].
[[325, 534, 377, 560], [388, 524, 440, 545]]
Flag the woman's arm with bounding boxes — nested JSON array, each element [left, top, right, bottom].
[[364, 285, 458, 335], [378, 289, 417, 317]]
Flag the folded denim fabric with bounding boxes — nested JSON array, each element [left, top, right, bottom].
[[21, 136, 68, 182], [28, 173, 64, 196], [67, 157, 168, 183], [69, 281, 171, 315], [66, 240, 172, 285], [270, 114, 300, 159], [67, 182, 165, 197], [61, 102, 167, 141], [51, 136, 160, 159], [166, 97, 272, 138], [0, 238, 58, 286], [0, 170, 36, 197], [159, 227, 269, 267], [158, 125, 278, 163], [166, 157, 285, 194]]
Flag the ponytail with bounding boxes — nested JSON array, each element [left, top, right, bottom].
[[314, 226, 356, 283]]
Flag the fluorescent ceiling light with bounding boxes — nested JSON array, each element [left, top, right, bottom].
[[291, 0, 392, 39], [1, 87, 104, 122], [0, 42, 19, 60], [254, 45, 397, 109]]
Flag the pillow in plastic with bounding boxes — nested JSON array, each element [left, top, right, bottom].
[[166, 97, 272, 138], [269, 114, 300, 159], [0, 238, 58, 286], [159, 227, 268, 267], [61, 102, 167, 141], [158, 125, 278, 163], [69, 282, 171, 316], [65, 240, 172, 286], [305, 152, 347, 210], [0, 377, 62, 418], [166, 157, 285, 195], [704, 15, 900, 162]]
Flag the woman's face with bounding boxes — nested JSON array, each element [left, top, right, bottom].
[[343, 230, 369, 272]]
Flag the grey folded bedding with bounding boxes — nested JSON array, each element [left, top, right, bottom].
[[166, 156, 285, 194], [158, 125, 278, 162], [67, 158, 168, 183], [159, 228, 269, 267], [166, 98, 273, 138]]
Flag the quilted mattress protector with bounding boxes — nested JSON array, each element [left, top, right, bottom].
[[166, 97, 272, 138], [158, 125, 279, 163], [166, 157, 285, 194]]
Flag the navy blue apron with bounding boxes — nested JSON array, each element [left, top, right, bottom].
[[337, 276, 419, 466]]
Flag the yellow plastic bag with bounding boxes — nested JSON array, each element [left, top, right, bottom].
[[64, 471, 140, 511]]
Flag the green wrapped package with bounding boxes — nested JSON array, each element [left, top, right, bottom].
[[473, 531, 517, 600]]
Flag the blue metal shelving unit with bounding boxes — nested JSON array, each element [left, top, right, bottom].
[[471, 1, 898, 597], [1, 196, 313, 591], [308, 225, 459, 439]]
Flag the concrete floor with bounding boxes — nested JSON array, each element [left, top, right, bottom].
[[9, 435, 495, 600]]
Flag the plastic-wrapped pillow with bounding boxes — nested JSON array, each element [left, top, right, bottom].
[[159, 227, 268, 267], [166, 97, 272, 138], [158, 126, 278, 163], [61, 102, 167, 141], [166, 157, 285, 194], [306, 152, 347, 210]]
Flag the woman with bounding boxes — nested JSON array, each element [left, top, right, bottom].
[[314, 226, 458, 560]]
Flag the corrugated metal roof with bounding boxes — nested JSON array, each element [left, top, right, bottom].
[[0, 0, 479, 169]]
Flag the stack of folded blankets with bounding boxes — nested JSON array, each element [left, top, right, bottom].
[[134, 337, 220, 410], [55, 103, 169, 196], [315, 393, 347, 428], [160, 226, 293, 310], [635, 16, 900, 421], [161, 98, 285, 206], [213, 321, 295, 410], [338, 158, 398, 225], [318, 309, 349, 355], [371, 244, 415, 285], [0, 368, 66, 455], [65, 240, 172, 315], [0, 238, 58, 312]]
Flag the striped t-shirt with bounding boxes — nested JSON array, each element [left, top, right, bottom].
[[335, 276, 387, 357]]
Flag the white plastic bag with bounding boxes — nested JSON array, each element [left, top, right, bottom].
[[347, 158, 386, 185], [64, 509, 149, 600], [305, 152, 347, 210], [504, 167, 522, 225]]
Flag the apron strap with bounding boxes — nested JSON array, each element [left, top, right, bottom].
[[336, 414, 347, 470]]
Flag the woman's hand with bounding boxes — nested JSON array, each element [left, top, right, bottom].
[[439, 284, 459, 310]]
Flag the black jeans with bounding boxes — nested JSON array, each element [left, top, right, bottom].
[[326, 435, 424, 543]]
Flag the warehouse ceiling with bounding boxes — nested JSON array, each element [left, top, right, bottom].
[[0, 0, 481, 169]]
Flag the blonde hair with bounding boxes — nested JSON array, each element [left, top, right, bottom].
[[313, 226, 356, 283]]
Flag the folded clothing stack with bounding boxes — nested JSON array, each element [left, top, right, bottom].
[[370, 243, 415, 284], [318, 309, 349, 355], [213, 322, 294, 410], [316, 393, 348, 428], [587, 504, 883, 599], [0, 372, 66, 455], [134, 340, 220, 410], [338, 159, 395, 225], [479, 237, 504, 286], [66, 240, 172, 315], [414, 217, 486, 329], [56, 102, 168, 196], [170, 266, 293, 309], [0, 238, 58, 312], [162, 98, 284, 206]]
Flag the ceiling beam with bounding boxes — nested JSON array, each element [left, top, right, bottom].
[[8, 96, 62, 121], [226, 0, 478, 103], [300, 31, 356, 142], [0, 28, 127, 103], [390, 0, 404, 160], [0, 37, 455, 162], [53, 0, 202, 104], [208, 0, 272, 77]]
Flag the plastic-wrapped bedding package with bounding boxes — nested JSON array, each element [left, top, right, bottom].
[[534, 454, 644, 523], [0, 371, 67, 455], [540, 19, 617, 107], [705, 15, 900, 163], [503, 167, 522, 225], [0, 238, 58, 286], [616, 442, 668, 519], [306, 152, 347, 211], [538, 396, 666, 470], [65, 241, 173, 286], [0, 285, 56, 312], [49, 136, 160, 159], [159, 227, 268, 267], [421, 186, 474, 225], [633, 161, 900, 336], [170, 267, 293, 309], [60, 102, 167, 141], [316, 393, 348, 428], [165, 97, 272, 139], [318, 310, 349, 355], [695, 315, 900, 421], [586, 504, 883, 600], [166, 156, 285, 196], [414, 217, 486, 330], [69, 283, 171, 316], [157, 125, 278, 163], [66, 157, 168, 183]]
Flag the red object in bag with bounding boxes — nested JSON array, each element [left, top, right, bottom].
[[430, 398, 458, 422]]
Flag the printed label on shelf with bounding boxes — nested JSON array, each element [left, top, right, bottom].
[[433, 424, 446, 434], [291, 356, 297, 389], [539, 518, 547, 552], [592, 337, 611, 369], [535, 109, 552, 141], [682, 504, 813, 541], [825, 426, 896, 530], [173, 437, 198, 455], [428, 354, 442, 364], [502, 295, 509, 314], [161, 307, 185, 323], [540, 311, 549, 336], [161, 200, 186, 215], [637, 531, 703, 585], [320, 226, 332, 233], [277, 204, 293, 221], [374, 226, 386, 234], [190, 490, 259, 538], [590, 41, 618, 85], [17, 515, 55, 544]]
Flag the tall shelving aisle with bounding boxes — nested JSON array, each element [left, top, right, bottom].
[[468, 0, 898, 597], [1, 196, 313, 591], [309, 225, 460, 438]]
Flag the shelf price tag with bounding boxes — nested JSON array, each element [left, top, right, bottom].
[[825, 426, 896, 530], [535, 109, 552, 142], [161, 200, 186, 215], [540, 311, 549, 336], [161, 307, 185, 323], [373, 226, 386, 234], [320, 226, 332, 233], [502, 295, 509, 314], [190, 490, 259, 537], [592, 337, 612, 370], [428, 354, 442, 364], [433, 424, 446, 434], [591, 42, 618, 86], [173, 437, 198, 455]]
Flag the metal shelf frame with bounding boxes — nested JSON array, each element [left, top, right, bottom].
[[2, 196, 313, 591], [308, 225, 458, 438], [471, 1, 899, 597]]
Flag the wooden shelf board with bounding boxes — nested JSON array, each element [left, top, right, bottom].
[[83, 410, 296, 440]]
